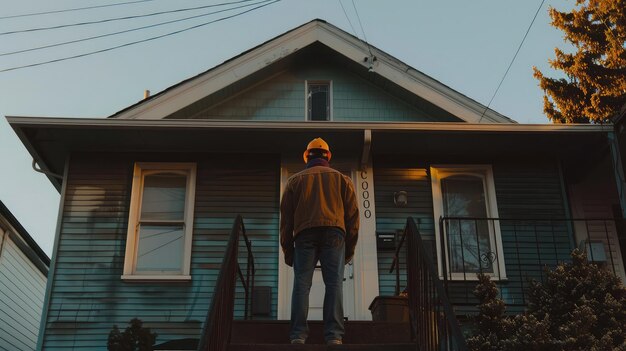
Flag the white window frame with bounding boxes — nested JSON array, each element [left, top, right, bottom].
[[430, 165, 506, 280], [122, 162, 197, 281], [305, 80, 333, 121]]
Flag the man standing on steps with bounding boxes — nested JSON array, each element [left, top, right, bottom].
[[280, 137, 360, 346]]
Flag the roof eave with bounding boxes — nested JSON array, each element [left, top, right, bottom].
[[7, 116, 612, 133], [0, 201, 50, 275]]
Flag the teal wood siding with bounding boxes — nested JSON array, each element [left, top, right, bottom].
[[373, 161, 570, 314], [176, 63, 459, 122], [42, 153, 279, 350], [491, 162, 571, 311], [0, 235, 46, 351], [373, 167, 435, 297]]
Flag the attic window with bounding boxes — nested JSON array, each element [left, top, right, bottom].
[[307, 81, 331, 121]]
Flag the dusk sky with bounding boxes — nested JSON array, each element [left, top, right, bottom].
[[0, 0, 574, 255]]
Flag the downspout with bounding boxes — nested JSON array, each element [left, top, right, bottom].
[[32, 159, 63, 180], [608, 131, 626, 219], [35, 156, 70, 351], [361, 129, 372, 171], [557, 160, 576, 251]]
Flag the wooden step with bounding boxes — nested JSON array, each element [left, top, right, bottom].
[[228, 343, 416, 351], [230, 320, 412, 344], [155, 320, 414, 350]]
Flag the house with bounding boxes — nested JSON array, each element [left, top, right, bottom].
[[0, 200, 50, 350], [7, 19, 626, 350]]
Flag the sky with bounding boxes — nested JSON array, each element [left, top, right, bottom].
[[0, 0, 575, 256]]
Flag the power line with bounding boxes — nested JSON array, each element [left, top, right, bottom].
[[478, 0, 546, 123], [0, 0, 280, 74], [0, 0, 272, 57], [350, 0, 373, 58], [350, 0, 369, 45], [0, 0, 259, 36], [337, 0, 359, 40], [0, 0, 158, 20]]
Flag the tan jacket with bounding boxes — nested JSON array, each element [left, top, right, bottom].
[[280, 165, 359, 265]]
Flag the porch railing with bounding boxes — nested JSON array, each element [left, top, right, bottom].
[[439, 217, 623, 308], [390, 217, 468, 351], [197, 215, 255, 351]]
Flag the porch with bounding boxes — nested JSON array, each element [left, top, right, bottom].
[[437, 217, 624, 314]]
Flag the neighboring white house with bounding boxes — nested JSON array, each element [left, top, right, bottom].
[[0, 201, 49, 351]]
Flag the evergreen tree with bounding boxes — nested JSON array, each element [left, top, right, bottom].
[[468, 250, 626, 351], [533, 0, 626, 123]]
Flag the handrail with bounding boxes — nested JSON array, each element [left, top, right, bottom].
[[439, 216, 622, 307], [197, 215, 256, 351], [390, 217, 468, 351]]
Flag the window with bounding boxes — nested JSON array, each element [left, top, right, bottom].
[[122, 163, 196, 281], [431, 165, 506, 280], [306, 81, 331, 121]]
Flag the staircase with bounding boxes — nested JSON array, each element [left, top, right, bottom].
[[194, 217, 467, 351], [228, 320, 415, 350]]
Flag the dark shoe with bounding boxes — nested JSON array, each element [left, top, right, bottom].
[[327, 339, 342, 345], [291, 338, 305, 344]]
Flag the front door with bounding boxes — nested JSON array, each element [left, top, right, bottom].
[[279, 163, 356, 320]]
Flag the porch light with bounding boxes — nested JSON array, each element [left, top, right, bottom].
[[393, 191, 408, 207]]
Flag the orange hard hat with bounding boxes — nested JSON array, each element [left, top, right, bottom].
[[303, 137, 332, 163]]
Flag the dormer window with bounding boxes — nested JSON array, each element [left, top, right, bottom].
[[306, 81, 331, 121]]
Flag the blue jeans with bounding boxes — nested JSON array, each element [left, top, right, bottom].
[[290, 227, 345, 342]]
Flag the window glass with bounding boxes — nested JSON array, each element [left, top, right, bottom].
[[308, 83, 329, 121], [135, 225, 184, 272], [140, 173, 186, 221], [441, 175, 493, 274]]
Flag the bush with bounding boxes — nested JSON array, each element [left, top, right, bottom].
[[108, 318, 157, 351], [467, 250, 626, 351]]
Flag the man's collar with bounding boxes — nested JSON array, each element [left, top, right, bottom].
[[306, 158, 329, 168]]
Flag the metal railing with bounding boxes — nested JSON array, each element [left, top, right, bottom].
[[439, 217, 623, 307], [197, 215, 255, 351], [390, 217, 468, 351]]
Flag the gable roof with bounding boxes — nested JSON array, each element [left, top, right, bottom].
[[110, 19, 516, 123], [0, 200, 50, 276]]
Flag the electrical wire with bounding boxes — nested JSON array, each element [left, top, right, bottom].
[[478, 0, 546, 123], [0, 0, 158, 20], [0, 0, 271, 57], [0, 0, 280, 74], [337, 0, 359, 41], [350, 0, 369, 45], [0, 0, 259, 36], [350, 0, 373, 57]]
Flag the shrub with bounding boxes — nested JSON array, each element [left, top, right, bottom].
[[467, 249, 626, 351], [108, 318, 157, 351]]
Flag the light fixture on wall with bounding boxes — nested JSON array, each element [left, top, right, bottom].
[[393, 191, 408, 207]]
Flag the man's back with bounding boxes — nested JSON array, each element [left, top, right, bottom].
[[285, 166, 357, 237]]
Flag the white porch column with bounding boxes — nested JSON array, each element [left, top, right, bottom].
[[352, 160, 380, 320]]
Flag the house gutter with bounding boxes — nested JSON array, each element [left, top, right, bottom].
[[6, 116, 615, 133]]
